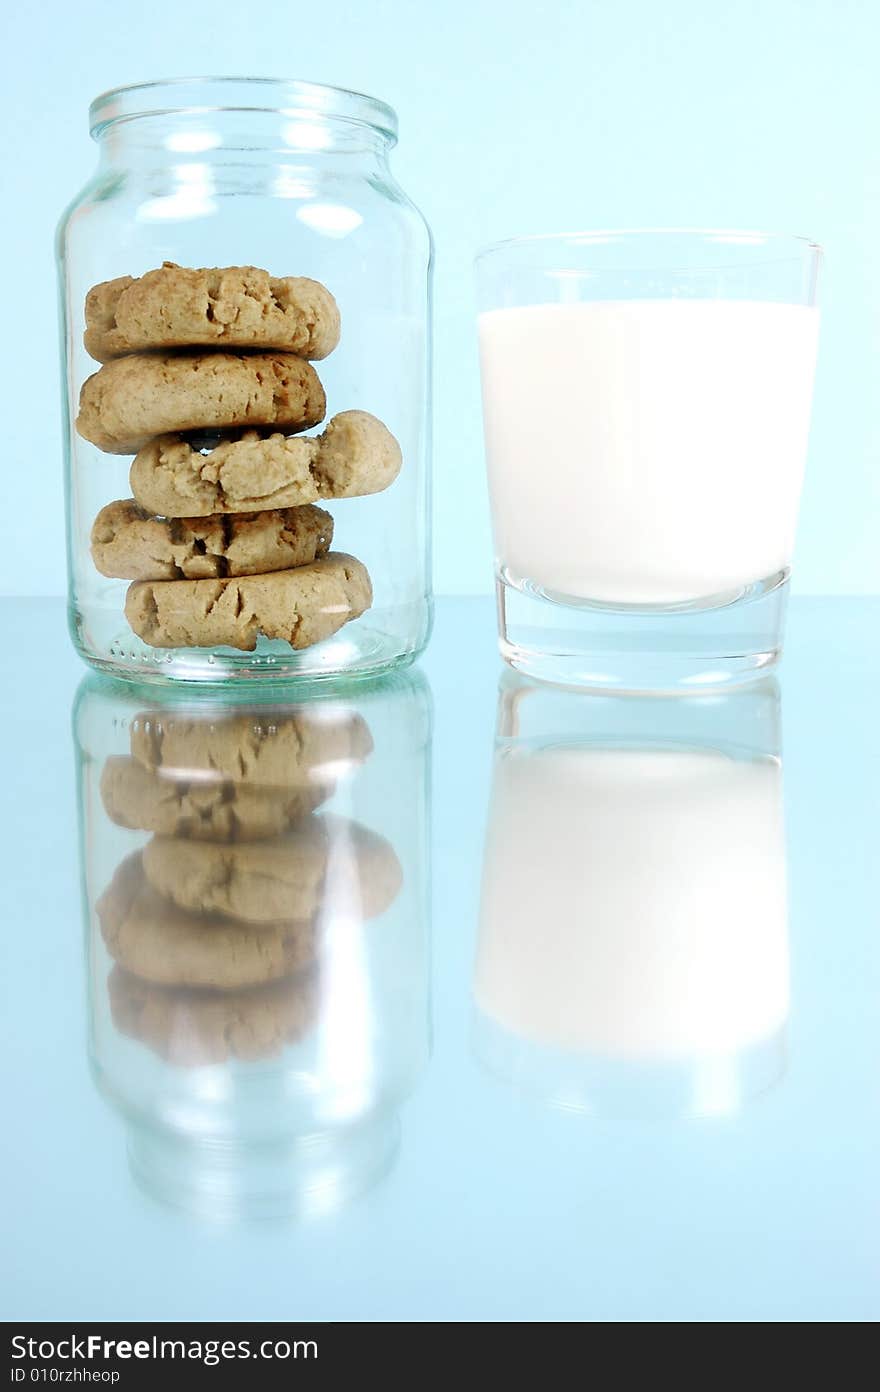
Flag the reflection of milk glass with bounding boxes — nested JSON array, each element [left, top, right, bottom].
[[475, 677, 789, 1117], [74, 672, 431, 1219]]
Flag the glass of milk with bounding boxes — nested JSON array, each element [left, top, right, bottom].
[[474, 672, 790, 1117], [476, 229, 821, 692]]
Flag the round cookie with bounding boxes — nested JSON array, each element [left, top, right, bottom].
[[141, 819, 328, 924], [84, 263, 340, 363], [129, 707, 373, 790], [130, 411, 403, 517], [141, 814, 402, 925], [107, 965, 318, 1066], [124, 552, 372, 652], [76, 352, 326, 454], [100, 756, 325, 842], [97, 853, 316, 989], [91, 499, 334, 581]]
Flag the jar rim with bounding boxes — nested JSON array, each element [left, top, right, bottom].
[[89, 75, 398, 141], [475, 227, 823, 264]]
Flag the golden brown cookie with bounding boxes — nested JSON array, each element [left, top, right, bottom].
[[91, 499, 333, 581], [124, 552, 372, 651], [107, 965, 318, 1066], [100, 756, 325, 842], [76, 352, 326, 454], [97, 853, 315, 989], [84, 263, 340, 363], [141, 815, 402, 924], [129, 707, 373, 790], [129, 411, 402, 517]]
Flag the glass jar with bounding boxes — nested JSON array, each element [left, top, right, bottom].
[[57, 78, 432, 686], [73, 670, 432, 1218]]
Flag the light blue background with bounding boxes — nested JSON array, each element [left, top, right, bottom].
[[4, 0, 878, 596]]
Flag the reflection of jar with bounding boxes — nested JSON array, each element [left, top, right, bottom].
[[74, 671, 432, 1218], [475, 676, 789, 1117], [57, 78, 432, 684]]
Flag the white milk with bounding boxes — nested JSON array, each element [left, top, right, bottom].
[[476, 746, 789, 1061], [478, 300, 819, 605]]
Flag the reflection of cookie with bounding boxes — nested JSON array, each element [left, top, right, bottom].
[[76, 352, 326, 454], [97, 853, 315, 989], [108, 965, 318, 1066], [101, 756, 324, 842], [130, 707, 373, 789], [130, 411, 402, 517], [125, 552, 371, 651], [91, 499, 333, 581], [84, 264, 340, 363], [142, 815, 402, 924]]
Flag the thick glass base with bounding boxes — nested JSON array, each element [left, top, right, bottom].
[[71, 599, 432, 689], [496, 569, 789, 694], [473, 1010, 787, 1120]]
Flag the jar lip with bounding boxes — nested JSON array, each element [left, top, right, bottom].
[[89, 75, 398, 141]]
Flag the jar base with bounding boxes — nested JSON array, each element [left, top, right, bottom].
[[71, 602, 432, 688]]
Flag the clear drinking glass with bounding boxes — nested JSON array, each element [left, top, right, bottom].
[[474, 674, 789, 1117], [57, 78, 432, 686], [476, 230, 821, 692], [73, 671, 432, 1218]]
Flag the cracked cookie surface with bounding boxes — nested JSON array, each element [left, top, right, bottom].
[[142, 814, 402, 924], [84, 263, 340, 362], [128, 707, 373, 789], [100, 756, 325, 841], [124, 552, 371, 651], [77, 351, 326, 454], [130, 410, 403, 516], [97, 852, 316, 989], [107, 965, 318, 1066], [91, 498, 333, 581]]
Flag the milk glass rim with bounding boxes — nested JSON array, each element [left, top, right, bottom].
[[475, 228, 823, 265], [89, 76, 398, 142]]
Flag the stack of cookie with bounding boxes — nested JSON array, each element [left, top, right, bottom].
[[76, 263, 402, 652], [96, 705, 402, 1067]]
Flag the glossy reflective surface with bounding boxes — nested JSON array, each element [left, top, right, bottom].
[[2, 597, 878, 1321]]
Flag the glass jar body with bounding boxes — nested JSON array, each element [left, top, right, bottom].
[[58, 81, 432, 686], [73, 669, 432, 1217]]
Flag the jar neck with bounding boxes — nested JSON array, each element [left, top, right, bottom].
[[96, 109, 392, 171]]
